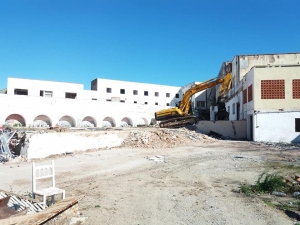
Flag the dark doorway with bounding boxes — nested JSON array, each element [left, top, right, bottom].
[[237, 103, 240, 120], [250, 115, 253, 141]]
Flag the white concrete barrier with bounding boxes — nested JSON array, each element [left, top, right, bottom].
[[26, 131, 129, 159], [196, 120, 247, 139]]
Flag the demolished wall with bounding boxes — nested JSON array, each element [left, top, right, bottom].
[[25, 131, 127, 159], [196, 120, 247, 139]]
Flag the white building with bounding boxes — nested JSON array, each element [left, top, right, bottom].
[[1, 76, 215, 128], [90, 78, 181, 106], [1, 77, 199, 128], [213, 53, 300, 143]]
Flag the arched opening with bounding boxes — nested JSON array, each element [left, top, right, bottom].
[[58, 115, 75, 128], [102, 117, 116, 128], [137, 118, 148, 127], [33, 115, 52, 127], [120, 117, 133, 127], [5, 114, 26, 127], [82, 116, 96, 128]]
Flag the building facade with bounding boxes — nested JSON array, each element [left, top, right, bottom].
[[1, 77, 211, 128], [213, 53, 300, 143]]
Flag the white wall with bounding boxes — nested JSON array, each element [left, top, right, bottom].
[[196, 120, 247, 139], [7, 77, 181, 107], [253, 111, 300, 143], [95, 78, 181, 107], [7, 78, 83, 98], [3, 77, 185, 128], [26, 131, 127, 159], [0, 94, 166, 128]]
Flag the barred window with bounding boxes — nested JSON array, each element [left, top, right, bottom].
[[243, 89, 247, 104], [293, 79, 300, 99], [248, 85, 253, 102], [261, 80, 285, 99]]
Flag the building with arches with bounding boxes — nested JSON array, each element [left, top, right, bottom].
[[1, 77, 185, 128]]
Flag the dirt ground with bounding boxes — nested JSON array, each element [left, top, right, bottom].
[[1, 136, 300, 224]]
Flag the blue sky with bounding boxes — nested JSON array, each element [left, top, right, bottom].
[[0, 0, 299, 90]]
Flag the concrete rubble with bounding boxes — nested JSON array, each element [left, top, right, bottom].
[[0, 127, 28, 162], [121, 127, 217, 148], [251, 141, 300, 150]]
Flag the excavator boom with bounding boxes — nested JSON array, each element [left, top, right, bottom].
[[154, 73, 232, 128]]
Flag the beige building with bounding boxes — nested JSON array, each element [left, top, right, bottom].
[[213, 53, 300, 143]]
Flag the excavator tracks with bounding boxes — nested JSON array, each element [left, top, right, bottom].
[[158, 116, 197, 129]]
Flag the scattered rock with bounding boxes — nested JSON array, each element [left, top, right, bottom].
[[272, 191, 286, 197], [148, 155, 165, 162]]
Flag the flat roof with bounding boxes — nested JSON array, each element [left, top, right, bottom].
[[8, 77, 83, 86], [233, 52, 300, 59], [95, 77, 181, 88]]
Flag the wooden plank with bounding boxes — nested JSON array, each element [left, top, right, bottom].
[[0, 196, 84, 225], [282, 176, 298, 186], [295, 174, 300, 182]]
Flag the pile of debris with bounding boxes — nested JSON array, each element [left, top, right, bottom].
[[121, 127, 217, 148], [0, 127, 31, 162]]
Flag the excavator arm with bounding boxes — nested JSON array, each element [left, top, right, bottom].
[[154, 73, 232, 128], [179, 73, 232, 115]]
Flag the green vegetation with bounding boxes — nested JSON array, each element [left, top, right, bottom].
[[240, 185, 252, 195], [263, 200, 275, 207], [254, 173, 286, 193], [241, 172, 287, 194], [24, 191, 32, 198], [277, 203, 292, 211], [240, 171, 300, 215]]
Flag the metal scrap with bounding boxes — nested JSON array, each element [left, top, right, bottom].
[[0, 196, 28, 219], [0, 129, 16, 159], [0, 127, 28, 162]]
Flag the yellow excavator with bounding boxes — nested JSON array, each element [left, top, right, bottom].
[[154, 73, 232, 128]]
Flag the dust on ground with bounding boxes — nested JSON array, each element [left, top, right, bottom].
[[1, 127, 300, 224]]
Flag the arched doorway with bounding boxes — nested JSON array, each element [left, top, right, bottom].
[[58, 115, 75, 128], [120, 117, 133, 127], [5, 114, 26, 127], [102, 117, 116, 128], [137, 118, 148, 127], [82, 116, 97, 128], [33, 115, 52, 127]]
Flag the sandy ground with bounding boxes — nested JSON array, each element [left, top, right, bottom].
[[1, 140, 298, 225]]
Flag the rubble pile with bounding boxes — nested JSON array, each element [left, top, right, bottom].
[[121, 127, 217, 148], [0, 128, 29, 158]]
